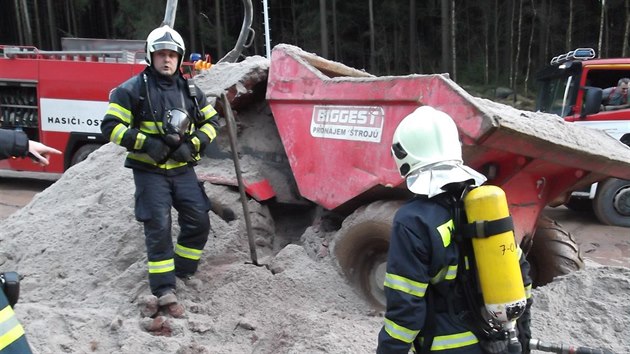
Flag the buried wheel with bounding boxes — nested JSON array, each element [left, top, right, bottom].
[[332, 200, 403, 310], [70, 144, 101, 166], [526, 215, 584, 288]]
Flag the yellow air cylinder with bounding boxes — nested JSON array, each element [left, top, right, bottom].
[[463, 185, 526, 324]]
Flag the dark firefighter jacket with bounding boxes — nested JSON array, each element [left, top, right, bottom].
[[100, 66, 219, 175], [377, 194, 532, 354], [0, 129, 28, 160]]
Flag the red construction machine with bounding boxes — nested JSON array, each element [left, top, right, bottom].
[[195, 44, 630, 308]]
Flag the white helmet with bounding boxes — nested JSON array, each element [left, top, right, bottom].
[[145, 25, 186, 69], [391, 106, 486, 197]]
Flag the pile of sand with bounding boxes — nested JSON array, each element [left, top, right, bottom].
[[0, 144, 627, 353]]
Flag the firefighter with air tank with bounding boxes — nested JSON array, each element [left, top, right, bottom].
[[376, 106, 533, 354]]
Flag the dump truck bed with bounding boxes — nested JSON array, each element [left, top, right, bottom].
[[265, 44, 630, 239]]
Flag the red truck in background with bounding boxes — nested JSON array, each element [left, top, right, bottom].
[[535, 48, 630, 227], [0, 44, 212, 175], [0, 45, 145, 173]]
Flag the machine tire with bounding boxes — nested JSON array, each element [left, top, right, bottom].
[[70, 144, 101, 166], [246, 199, 276, 251], [527, 215, 584, 288], [332, 200, 403, 310], [593, 178, 630, 227]]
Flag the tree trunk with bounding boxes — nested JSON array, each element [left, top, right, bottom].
[[509, 0, 515, 87], [34, 0, 42, 47], [15, 0, 24, 44], [368, 0, 375, 71], [409, 0, 417, 73], [493, 0, 499, 84], [483, 2, 489, 85], [215, 0, 223, 58], [567, 0, 573, 50], [451, 0, 456, 81], [320, 0, 329, 58], [47, 0, 58, 50], [513, 0, 523, 103], [20, 0, 32, 44], [624, 0, 630, 57], [441, 0, 449, 73], [597, 0, 606, 58], [333, 0, 339, 61], [524, 0, 537, 96], [187, 0, 196, 53], [291, 0, 298, 45]]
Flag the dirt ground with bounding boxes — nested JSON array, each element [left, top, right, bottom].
[[2, 173, 629, 269]]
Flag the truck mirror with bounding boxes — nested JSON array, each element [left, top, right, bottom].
[[582, 86, 603, 118]]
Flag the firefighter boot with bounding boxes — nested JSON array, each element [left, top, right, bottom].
[[158, 290, 185, 318], [138, 294, 159, 318]]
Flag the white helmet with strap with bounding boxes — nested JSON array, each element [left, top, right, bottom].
[[145, 25, 186, 69], [391, 106, 486, 197]]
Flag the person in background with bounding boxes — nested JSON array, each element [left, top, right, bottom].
[[0, 128, 59, 353], [601, 77, 630, 111], [100, 25, 219, 319], [377, 106, 532, 354], [0, 129, 61, 165]]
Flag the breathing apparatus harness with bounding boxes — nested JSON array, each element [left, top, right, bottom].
[[420, 183, 523, 354], [136, 71, 204, 150]]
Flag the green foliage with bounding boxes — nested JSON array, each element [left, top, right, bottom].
[[113, 0, 167, 39], [3, 0, 629, 92]]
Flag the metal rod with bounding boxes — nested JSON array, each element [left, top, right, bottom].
[[221, 92, 258, 265]]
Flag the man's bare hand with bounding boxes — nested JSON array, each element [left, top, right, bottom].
[[28, 140, 62, 166]]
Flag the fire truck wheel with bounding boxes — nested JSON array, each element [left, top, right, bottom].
[[593, 178, 630, 227], [70, 144, 102, 166], [332, 200, 403, 310], [527, 215, 584, 288]]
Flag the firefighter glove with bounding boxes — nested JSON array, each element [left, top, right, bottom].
[[170, 140, 196, 162], [517, 298, 533, 354], [143, 136, 170, 164]]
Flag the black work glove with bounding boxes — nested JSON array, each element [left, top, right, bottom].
[[170, 139, 196, 162], [517, 298, 533, 354], [143, 136, 170, 164]]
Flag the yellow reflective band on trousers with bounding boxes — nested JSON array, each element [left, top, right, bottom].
[[175, 244, 203, 260], [423, 331, 479, 351], [106, 103, 131, 124], [436, 219, 454, 247], [384, 273, 428, 298], [384, 317, 420, 344], [0, 305, 25, 351], [148, 259, 175, 274]]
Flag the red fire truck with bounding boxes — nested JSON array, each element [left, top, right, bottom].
[[0, 45, 146, 174], [536, 48, 630, 227]]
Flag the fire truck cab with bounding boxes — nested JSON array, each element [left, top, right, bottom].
[[0, 45, 146, 174], [536, 48, 630, 227]]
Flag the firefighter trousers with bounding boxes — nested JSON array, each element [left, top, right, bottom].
[[133, 167, 211, 297], [0, 291, 32, 354]]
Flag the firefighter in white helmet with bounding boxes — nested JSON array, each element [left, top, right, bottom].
[[101, 25, 219, 321], [377, 106, 533, 354]]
